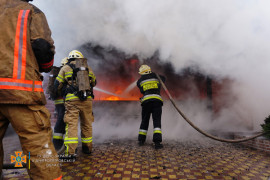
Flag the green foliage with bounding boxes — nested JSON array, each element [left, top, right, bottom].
[[261, 115, 270, 139]]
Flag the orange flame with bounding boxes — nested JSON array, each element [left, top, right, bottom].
[[94, 85, 140, 101]]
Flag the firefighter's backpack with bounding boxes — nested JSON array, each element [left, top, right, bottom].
[[46, 66, 60, 98], [68, 58, 91, 101]]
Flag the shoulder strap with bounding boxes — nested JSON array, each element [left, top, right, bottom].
[[67, 63, 77, 79]]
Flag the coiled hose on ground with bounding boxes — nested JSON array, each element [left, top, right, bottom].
[[156, 74, 265, 143]]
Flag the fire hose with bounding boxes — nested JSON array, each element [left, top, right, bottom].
[[1, 76, 266, 171], [156, 74, 265, 143]]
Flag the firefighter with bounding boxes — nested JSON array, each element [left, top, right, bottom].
[[137, 65, 166, 149], [51, 57, 68, 151], [0, 0, 62, 179], [55, 50, 96, 157]]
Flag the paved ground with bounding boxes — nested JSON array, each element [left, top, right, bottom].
[[2, 101, 270, 179], [2, 136, 270, 180]]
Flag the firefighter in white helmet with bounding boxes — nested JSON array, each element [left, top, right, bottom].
[[137, 65, 166, 149], [55, 50, 96, 157], [50, 57, 69, 151]]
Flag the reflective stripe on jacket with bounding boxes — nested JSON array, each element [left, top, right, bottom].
[[0, 0, 54, 104], [54, 98, 64, 105], [65, 93, 92, 101], [141, 94, 163, 103], [139, 78, 160, 91], [53, 132, 64, 140], [137, 73, 165, 105]]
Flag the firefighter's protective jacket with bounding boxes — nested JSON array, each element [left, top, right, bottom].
[[137, 73, 165, 105], [55, 60, 96, 101], [0, 0, 55, 105]]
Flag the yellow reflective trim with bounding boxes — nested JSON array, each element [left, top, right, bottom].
[[56, 76, 64, 83], [154, 130, 162, 134], [65, 75, 72, 78], [140, 80, 159, 87], [81, 137, 92, 143], [55, 102, 64, 105], [64, 123, 78, 144], [141, 96, 163, 103], [58, 74, 64, 79], [81, 137, 92, 140], [89, 72, 96, 82], [54, 99, 64, 104], [88, 72, 94, 76], [65, 145, 69, 155], [66, 94, 77, 97], [64, 72, 73, 78], [64, 123, 70, 155], [65, 124, 68, 137], [65, 94, 79, 101], [139, 131, 147, 136], [64, 137, 79, 144], [64, 141, 78, 144], [53, 136, 63, 140], [65, 94, 92, 101], [141, 81, 158, 91]]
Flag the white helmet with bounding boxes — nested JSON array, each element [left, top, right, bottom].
[[61, 57, 68, 66], [139, 65, 151, 75], [68, 50, 84, 59]]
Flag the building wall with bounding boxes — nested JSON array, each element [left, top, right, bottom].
[[235, 134, 270, 154]]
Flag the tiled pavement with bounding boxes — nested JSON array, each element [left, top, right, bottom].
[[2, 136, 270, 180]]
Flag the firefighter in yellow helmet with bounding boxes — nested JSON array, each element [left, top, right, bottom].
[[61, 57, 68, 66], [137, 65, 166, 149], [0, 0, 62, 179], [55, 50, 96, 157], [50, 57, 68, 151]]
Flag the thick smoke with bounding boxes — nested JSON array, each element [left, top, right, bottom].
[[32, 0, 270, 141]]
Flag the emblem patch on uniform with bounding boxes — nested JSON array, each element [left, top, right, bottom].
[[10, 151, 27, 167]]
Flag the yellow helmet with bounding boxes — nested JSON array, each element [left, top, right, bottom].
[[139, 65, 151, 75], [61, 57, 68, 66], [68, 50, 84, 59]]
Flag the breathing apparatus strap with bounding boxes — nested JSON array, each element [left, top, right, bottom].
[[66, 62, 93, 100]]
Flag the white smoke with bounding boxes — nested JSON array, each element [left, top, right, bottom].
[[33, 0, 270, 139]]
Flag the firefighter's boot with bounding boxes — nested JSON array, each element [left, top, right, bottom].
[[138, 141, 145, 146], [82, 145, 92, 154], [154, 142, 163, 149], [53, 139, 64, 151]]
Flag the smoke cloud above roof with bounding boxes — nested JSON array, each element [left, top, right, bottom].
[[34, 0, 270, 138]]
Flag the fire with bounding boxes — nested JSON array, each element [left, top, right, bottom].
[[93, 58, 141, 101], [93, 81, 141, 101], [98, 96, 139, 101], [105, 96, 120, 101], [90, 57, 229, 112], [94, 86, 140, 101]]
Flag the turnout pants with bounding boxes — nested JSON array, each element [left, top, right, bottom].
[[138, 101, 162, 143], [0, 104, 62, 180], [64, 100, 93, 155], [53, 104, 66, 140]]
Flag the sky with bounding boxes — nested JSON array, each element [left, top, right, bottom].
[[32, 0, 270, 140]]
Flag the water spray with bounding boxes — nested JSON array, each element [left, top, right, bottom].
[[94, 87, 123, 97], [122, 80, 137, 96]]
